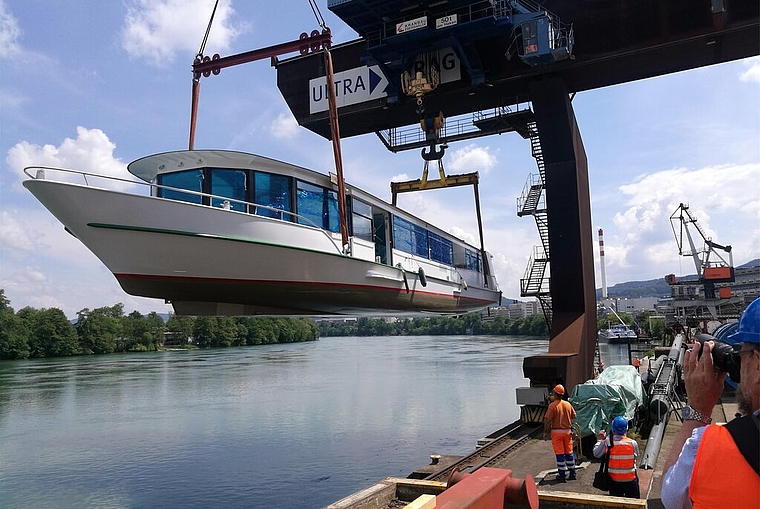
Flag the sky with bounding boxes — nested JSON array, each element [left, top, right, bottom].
[[1, 1, 759, 318]]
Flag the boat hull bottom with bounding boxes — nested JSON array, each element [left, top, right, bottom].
[[116, 274, 496, 316]]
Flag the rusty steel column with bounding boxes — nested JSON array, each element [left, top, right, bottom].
[[523, 77, 597, 392]]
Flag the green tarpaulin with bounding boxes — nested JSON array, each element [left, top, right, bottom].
[[568, 365, 646, 437]]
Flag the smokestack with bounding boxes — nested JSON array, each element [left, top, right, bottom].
[[598, 228, 608, 299]]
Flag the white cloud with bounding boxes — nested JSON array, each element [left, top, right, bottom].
[[121, 0, 246, 67], [0, 206, 171, 317], [0, 210, 36, 250], [269, 113, 299, 139], [739, 56, 760, 83], [599, 163, 760, 284], [0, 0, 21, 57], [6, 127, 132, 190], [447, 144, 497, 174], [390, 173, 411, 183]]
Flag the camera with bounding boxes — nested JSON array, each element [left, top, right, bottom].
[[694, 333, 742, 383]]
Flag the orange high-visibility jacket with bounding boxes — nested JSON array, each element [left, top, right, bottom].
[[689, 424, 760, 508], [608, 437, 637, 482]]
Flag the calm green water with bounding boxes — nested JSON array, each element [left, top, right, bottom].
[[0, 335, 632, 508]]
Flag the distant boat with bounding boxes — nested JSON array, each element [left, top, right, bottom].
[[24, 150, 501, 316], [599, 324, 638, 344]]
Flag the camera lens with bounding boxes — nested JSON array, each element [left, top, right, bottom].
[[694, 333, 741, 383]]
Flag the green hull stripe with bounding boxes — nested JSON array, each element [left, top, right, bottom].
[[87, 222, 348, 259]]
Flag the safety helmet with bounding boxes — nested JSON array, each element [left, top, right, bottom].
[[612, 416, 628, 435], [727, 297, 760, 344], [552, 384, 565, 395]]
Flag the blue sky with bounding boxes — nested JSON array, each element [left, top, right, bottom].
[[1, 0, 759, 317]]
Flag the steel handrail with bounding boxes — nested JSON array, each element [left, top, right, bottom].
[[24, 165, 345, 255]]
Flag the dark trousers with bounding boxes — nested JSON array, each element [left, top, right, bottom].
[[609, 478, 640, 498]]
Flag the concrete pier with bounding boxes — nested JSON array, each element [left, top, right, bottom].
[[327, 354, 740, 508]]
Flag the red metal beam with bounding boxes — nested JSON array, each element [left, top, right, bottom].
[[192, 31, 331, 78], [188, 30, 331, 150]]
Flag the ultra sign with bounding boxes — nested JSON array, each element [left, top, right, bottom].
[[309, 65, 389, 114]]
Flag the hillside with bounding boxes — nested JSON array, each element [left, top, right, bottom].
[[596, 258, 759, 299]]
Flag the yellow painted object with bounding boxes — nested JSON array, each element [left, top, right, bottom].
[[538, 490, 647, 508], [404, 493, 436, 509]]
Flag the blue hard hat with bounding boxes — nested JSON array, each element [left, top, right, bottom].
[[727, 297, 760, 345], [611, 416, 628, 435]]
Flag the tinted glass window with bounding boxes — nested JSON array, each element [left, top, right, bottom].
[[352, 215, 372, 242], [297, 181, 323, 228], [326, 189, 339, 233], [351, 198, 372, 242], [159, 170, 204, 204], [429, 231, 453, 265], [352, 199, 372, 218], [465, 248, 482, 272], [393, 216, 413, 254], [393, 216, 428, 257], [296, 181, 339, 232], [210, 169, 246, 211], [254, 172, 291, 219]]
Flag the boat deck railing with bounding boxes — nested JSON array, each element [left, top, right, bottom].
[[24, 166, 345, 255]]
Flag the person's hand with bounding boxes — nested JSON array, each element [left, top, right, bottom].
[[542, 431, 548, 440], [598, 429, 606, 440], [683, 340, 726, 416]]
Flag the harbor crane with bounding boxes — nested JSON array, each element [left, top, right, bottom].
[[666, 203, 734, 301]]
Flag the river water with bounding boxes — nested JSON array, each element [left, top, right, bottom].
[[0, 335, 632, 509]]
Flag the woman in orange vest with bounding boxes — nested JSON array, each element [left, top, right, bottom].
[[593, 416, 640, 498]]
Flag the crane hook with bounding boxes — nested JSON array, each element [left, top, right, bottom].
[[421, 143, 446, 161]]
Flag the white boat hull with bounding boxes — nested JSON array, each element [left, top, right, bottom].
[[25, 179, 500, 315]]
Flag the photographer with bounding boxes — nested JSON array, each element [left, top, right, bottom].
[[661, 297, 760, 509]]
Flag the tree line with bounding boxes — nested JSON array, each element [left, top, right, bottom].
[[318, 312, 550, 337], [318, 309, 665, 340], [0, 290, 318, 360]]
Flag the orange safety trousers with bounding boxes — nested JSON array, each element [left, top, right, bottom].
[[551, 429, 573, 455]]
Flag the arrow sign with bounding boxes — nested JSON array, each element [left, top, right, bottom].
[[309, 65, 389, 114]]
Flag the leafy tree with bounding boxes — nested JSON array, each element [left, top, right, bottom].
[[75, 305, 123, 354], [18, 307, 79, 357], [0, 291, 30, 360], [214, 317, 238, 347], [144, 312, 165, 349], [166, 315, 194, 346], [193, 316, 217, 348]]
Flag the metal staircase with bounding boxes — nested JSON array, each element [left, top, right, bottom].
[[517, 121, 552, 328]]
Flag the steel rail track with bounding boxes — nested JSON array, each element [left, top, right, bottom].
[[423, 421, 543, 483]]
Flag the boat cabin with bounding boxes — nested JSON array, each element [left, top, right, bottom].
[[128, 150, 495, 290]]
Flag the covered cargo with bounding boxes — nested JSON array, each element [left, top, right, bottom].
[[568, 365, 646, 437]]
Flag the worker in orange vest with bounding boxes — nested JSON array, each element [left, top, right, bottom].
[[593, 416, 640, 498], [633, 357, 640, 369], [543, 384, 577, 482], [661, 296, 760, 508]]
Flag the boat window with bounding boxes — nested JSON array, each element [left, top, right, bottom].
[[465, 248, 482, 272], [351, 198, 372, 242], [254, 172, 292, 219], [296, 181, 340, 232], [429, 231, 453, 265], [326, 189, 339, 233], [158, 169, 204, 204], [210, 169, 246, 211], [393, 216, 428, 258]]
